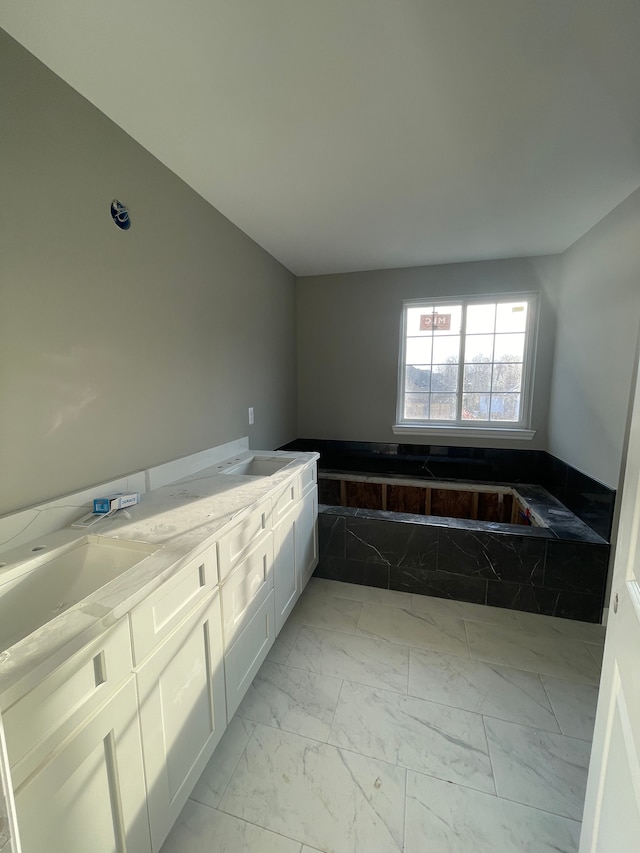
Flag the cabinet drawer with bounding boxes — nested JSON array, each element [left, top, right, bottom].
[[4, 619, 133, 785], [271, 477, 299, 526], [218, 501, 271, 582], [130, 545, 217, 664], [224, 589, 275, 719], [221, 534, 273, 647], [299, 462, 317, 496]]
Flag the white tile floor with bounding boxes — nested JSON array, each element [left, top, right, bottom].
[[161, 577, 605, 853]]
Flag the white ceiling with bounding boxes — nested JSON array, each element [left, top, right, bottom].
[[2, 1, 640, 276]]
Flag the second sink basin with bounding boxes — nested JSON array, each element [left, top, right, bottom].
[[222, 455, 296, 477], [0, 535, 159, 651]]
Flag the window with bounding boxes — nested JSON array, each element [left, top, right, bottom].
[[395, 293, 537, 436]]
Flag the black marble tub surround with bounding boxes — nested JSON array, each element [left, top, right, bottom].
[[316, 505, 608, 622], [280, 439, 616, 542]]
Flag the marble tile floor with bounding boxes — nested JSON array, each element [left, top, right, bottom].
[[161, 577, 605, 853]]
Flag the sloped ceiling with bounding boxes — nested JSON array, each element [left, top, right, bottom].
[[2, 0, 640, 275]]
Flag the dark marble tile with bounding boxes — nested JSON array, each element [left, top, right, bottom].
[[282, 439, 546, 485], [318, 477, 341, 506], [313, 556, 388, 589], [544, 541, 610, 597], [469, 448, 541, 484], [564, 467, 616, 542], [515, 484, 606, 544], [438, 528, 546, 584], [318, 513, 346, 560], [284, 442, 616, 545], [554, 591, 603, 624], [390, 567, 487, 604], [319, 504, 359, 518], [486, 581, 559, 616], [345, 516, 438, 569], [541, 453, 569, 505]]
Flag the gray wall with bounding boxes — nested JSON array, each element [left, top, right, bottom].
[[0, 31, 297, 516], [548, 188, 640, 489], [296, 256, 560, 449]]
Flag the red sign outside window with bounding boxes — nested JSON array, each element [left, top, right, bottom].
[[419, 313, 451, 331]]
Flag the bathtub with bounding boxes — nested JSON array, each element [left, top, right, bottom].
[[316, 471, 609, 623]]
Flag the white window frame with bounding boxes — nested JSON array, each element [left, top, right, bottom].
[[394, 292, 538, 440]]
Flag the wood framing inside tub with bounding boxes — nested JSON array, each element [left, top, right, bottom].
[[318, 473, 545, 528]]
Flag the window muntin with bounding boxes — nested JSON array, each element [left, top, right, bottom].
[[398, 294, 536, 429]]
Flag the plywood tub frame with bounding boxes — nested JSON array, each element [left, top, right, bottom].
[[319, 472, 545, 528]]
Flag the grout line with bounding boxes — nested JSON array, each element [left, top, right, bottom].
[[401, 765, 409, 851], [210, 800, 309, 849], [214, 717, 257, 808], [240, 717, 336, 748], [482, 713, 594, 745], [189, 724, 255, 811], [407, 766, 584, 824], [310, 577, 414, 609], [404, 673, 564, 735], [407, 765, 501, 800]]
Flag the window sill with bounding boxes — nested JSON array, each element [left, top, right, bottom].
[[392, 424, 536, 441]]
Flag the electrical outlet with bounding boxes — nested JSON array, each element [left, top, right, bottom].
[[248, 407, 254, 425]]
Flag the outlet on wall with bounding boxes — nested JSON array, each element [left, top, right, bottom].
[[248, 407, 254, 426]]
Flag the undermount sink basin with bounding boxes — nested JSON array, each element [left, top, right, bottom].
[[0, 535, 158, 651], [222, 455, 296, 477]]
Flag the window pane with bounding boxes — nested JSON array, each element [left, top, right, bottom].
[[463, 363, 492, 392], [489, 394, 521, 421], [432, 305, 462, 335], [496, 301, 527, 333], [406, 306, 434, 336], [432, 363, 458, 392], [432, 335, 460, 363], [430, 394, 457, 420], [492, 362, 522, 392], [494, 333, 525, 362], [466, 303, 496, 334], [464, 334, 494, 362], [404, 393, 430, 419], [405, 365, 431, 392], [406, 337, 432, 364], [462, 393, 490, 420]]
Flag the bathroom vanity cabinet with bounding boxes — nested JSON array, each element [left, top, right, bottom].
[[0, 453, 318, 853]]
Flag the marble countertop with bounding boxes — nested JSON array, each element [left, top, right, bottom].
[[0, 450, 318, 704]]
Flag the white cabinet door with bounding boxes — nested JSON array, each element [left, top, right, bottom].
[[296, 486, 318, 591], [136, 589, 226, 853], [274, 508, 299, 635], [273, 506, 300, 636], [14, 677, 150, 853]]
